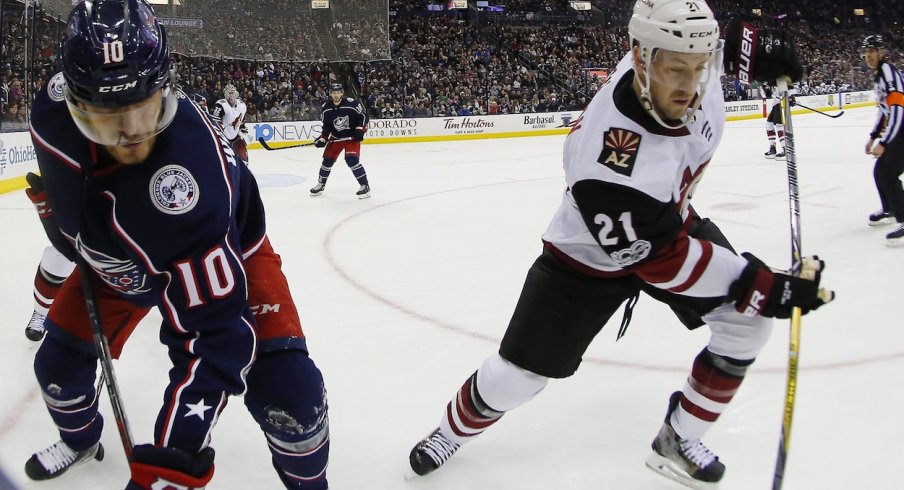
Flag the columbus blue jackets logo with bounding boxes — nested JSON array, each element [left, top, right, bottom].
[[333, 115, 351, 132], [598, 128, 641, 177], [48, 73, 66, 102], [77, 238, 150, 295], [150, 165, 198, 215]]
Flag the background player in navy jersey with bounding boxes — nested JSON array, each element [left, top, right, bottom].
[[862, 35, 904, 246], [408, 1, 834, 488], [309, 82, 371, 198], [24, 1, 329, 488]]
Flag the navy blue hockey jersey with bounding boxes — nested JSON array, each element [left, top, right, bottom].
[[29, 73, 266, 355], [320, 97, 367, 141]]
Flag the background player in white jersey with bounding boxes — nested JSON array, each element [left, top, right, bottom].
[[22, 172, 75, 341], [210, 83, 250, 163], [408, 1, 834, 488], [862, 34, 904, 246], [759, 82, 785, 158]]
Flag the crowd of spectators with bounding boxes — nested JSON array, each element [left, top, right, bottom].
[[2, 0, 903, 130]]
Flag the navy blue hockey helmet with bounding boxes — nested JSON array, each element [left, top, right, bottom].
[[861, 35, 885, 50], [329, 82, 344, 93], [62, 0, 171, 107], [60, 0, 178, 145]]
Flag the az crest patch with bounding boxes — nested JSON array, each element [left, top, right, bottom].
[[597, 128, 641, 177], [150, 165, 199, 215]]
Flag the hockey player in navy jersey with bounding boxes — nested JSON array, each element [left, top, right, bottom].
[[24, 1, 329, 488], [409, 2, 834, 488], [309, 82, 371, 198], [210, 83, 250, 163], [862, 34, 904, 246]]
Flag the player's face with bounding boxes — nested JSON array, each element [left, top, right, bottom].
[[75, 91, 163, 164], [330, 90, 343, 103], [862, 48, 882, 70], [647, 50, 710, 120]]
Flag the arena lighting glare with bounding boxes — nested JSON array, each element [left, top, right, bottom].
[[853, 8, 865, 16]]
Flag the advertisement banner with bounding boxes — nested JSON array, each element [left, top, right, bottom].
[[0, 131, 37, 181]]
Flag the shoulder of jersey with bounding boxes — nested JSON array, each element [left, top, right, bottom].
[[32, 73, 75, 136]]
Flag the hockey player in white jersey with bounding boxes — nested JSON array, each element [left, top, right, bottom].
[[408, 1, 834, 488], [210, 83, 250, 162], [760, 82, 785, 158]]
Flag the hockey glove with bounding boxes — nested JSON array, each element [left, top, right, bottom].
[[314, 137, 327, 148], [127, 445, 215, 490], [724, 19, 803, 84], [729, 252, 835, 319], [25, 172, 77, 262], [353, 128, 365, 141]]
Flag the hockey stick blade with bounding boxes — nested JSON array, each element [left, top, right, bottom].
[[258, 137, 316, 151], [793, 102, 844, 119]]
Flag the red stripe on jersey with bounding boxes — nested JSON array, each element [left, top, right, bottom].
[[634, 233, 692, 284], [679, 394, 720, 422], [669, 240, 713, 293]]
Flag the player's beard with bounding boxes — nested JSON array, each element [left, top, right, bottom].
[[105, 136, 157, 165]]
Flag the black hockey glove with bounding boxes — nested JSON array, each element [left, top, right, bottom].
[[729, 252, 834, 319], [314, 137, 327, 148], [353, 128, 365, 142], [25, 172, 77, 262], [128, 444, 214, 489], [724, 19, 803, 84]]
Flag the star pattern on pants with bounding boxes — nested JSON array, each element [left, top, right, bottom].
[[184, 398, 212, 421]]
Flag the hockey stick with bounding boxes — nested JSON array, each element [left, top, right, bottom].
[[76, 254, 134, 460], [771, 77, 803, 490], [792, 101, 844, 119], [258, 137, 316, 151]]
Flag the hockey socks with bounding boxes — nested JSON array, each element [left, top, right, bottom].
[[440, 372, 505, 444], [671, 348, 751, 441]]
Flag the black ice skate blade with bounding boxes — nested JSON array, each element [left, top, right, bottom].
[[645, 452, 719, 490]]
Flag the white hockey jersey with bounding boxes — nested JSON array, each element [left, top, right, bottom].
[[211, 98, 247, 141], [543, 53, 748, 299]]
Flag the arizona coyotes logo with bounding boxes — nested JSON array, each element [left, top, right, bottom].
[[598, 128, 641, 176]]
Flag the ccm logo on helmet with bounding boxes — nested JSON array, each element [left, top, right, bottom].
[[690, 30, 715, 38], [99, 81, 137, 93], [738, 26, 754, 84]]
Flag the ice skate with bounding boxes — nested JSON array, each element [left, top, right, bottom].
[[25, 311, 47, 341], [356, 184, 371, 199], [409, 428, 460, 476], [645, 392, 724, 489], [886, 225, 904, 247], [868, 210, 895, 227], [25, 440, 104, 481], [310, 182, 325, 197], [763, 146, 776, 159], [773, 150, 785, 159]]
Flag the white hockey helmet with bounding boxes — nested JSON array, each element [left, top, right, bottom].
[[224, 84, 239, 105], [628, 0, 722, 128]]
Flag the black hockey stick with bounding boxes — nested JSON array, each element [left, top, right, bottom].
[[258, 137, 316, 151], [792, 101, 844, 119], [76, 253, 134, 460], [771, 77, 803, 490]]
